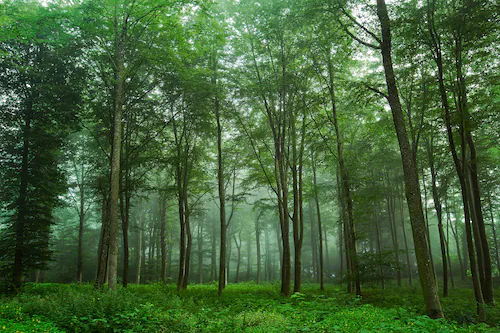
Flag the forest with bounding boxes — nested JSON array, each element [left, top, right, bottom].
[[0, 0, 499, 332]]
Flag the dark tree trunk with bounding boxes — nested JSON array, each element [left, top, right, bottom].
[[309, 200, 318, 282], [77, 163, 85, 284], [421, 168, 436, 276], [399, 184, 412, 286], [425, 138, 448, 296], [182, 194, 192, 289], [386, 176, 401, 287], [255, 215, 261, 284], [487, 194, 500, 274], [95, 194, 110, 289], [374, 210, 385, 289], [234, 231, 241, 283], [136, 214, 143, 284], [211, 219, 217, 282], [108, 7, 126, 291], [377, 0, 443, 318], [246, 236, 251, 281], [198, 221, 203, 284], [312, 151, 324, 290], [160, 197, 167, 282], [214, 53, 228, 295]]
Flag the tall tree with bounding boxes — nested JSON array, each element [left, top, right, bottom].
[[0, 1, 84, 288]]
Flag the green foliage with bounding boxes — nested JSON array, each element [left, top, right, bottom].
[[0, 304, 63, 332], [0, 283, 497, 333], [0, 0, 85, 281]]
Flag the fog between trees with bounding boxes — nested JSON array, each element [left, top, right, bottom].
[[0, 0, 499, 321]]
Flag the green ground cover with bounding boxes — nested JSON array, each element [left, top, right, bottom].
[[0, 282, 498, 332]]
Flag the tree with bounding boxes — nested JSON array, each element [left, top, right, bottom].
[[375, 0, 443, 318], [0, 1, 84, 288]]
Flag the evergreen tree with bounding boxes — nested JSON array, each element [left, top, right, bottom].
[[0, 1, 84, 287]]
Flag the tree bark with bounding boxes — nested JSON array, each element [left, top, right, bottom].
[[425, 138, 448, 296], [377, 0, 443, 318], [108, 5, 126, 291], [77, 161, 85, 284], [214, 52, 228, 295], [255, 215, 261, 284], [95, 194, 110, 289], [136, 213, 143, 284], [312, 151, 324, 290], [160, 196, 167, 282]]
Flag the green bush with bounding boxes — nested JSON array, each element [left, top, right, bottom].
[[0, 282, 498, 332]]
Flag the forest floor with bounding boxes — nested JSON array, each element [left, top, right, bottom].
[[0, 282, 499, 332]]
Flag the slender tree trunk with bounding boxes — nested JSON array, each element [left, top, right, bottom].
[[445, 219, 455, 288], [256, 216, 261, 284], [107, 6, 127, 291], [234, 232, 241, 283], [183, 194, 192, 289], [160, 196, 167, 282], [136, 214, 143, 284], [312, 151, 324, 290], [421, 168, 436, 276], [374, 210, 385, 289], [198, 221, 203, 284], [324, 228, 329, 275], [425, 138, 448, 296], [95, 194, 110, 288], [246, 236, 251, 281], [326, 56, 360, 295], [386, 176, 401, 287], [309, 200, 318, 282], [77, 163, 85, 283], [211, 219, 217, 282], [448, 201, 465, 281], [399, 184, 412, 286], [426, 0, 489, 313], [487, 194, 500, 274], [377, 0, 443, 317], [213, 53, 229, 294]]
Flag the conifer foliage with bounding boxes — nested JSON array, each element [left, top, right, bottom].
[[0, 2, 84, 287]]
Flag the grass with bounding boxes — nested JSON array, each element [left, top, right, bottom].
[[0, 282, 498, 332]]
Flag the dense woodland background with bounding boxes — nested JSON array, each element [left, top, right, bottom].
[[1, 0, 499, 324]]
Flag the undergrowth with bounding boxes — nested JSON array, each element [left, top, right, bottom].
[[0, 282, 498, 332]]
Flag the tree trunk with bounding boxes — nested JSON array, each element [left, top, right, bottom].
[[256, 215, 261, 284], [234, 232, 241, 283], [198, 221, 203, 284], [386, 176, 401, 287], [374, 210, 385, 289], [377, 0, 443, 317], [246, 236, 251, 281], [211, 219, 217, 282], [107, 8, 126, 291], [136, 213, 143, 284], [95, 194, 110, 289], [214, 52, 228, 295], [327, 58, 360, 296], [425, 138, 448, 296], [160, 196, 167, 282], [309, 200, 318, 282], [182, 194, 192, 289], [487, 194, 500, 274], [312, 151, 324, 290], [77, 162, 85, 284], [399, 183, 412, 286], [426, 0, 490, 312], [421, 168, 436, 276]]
